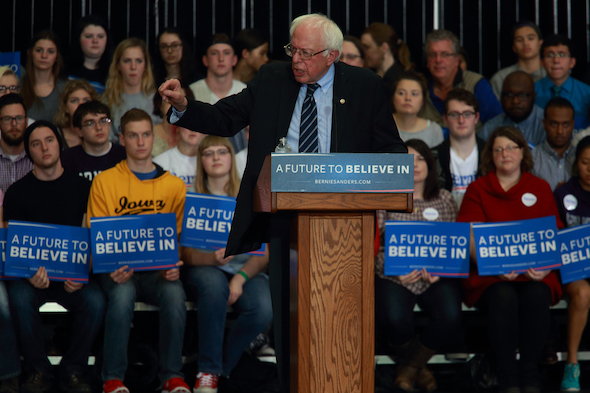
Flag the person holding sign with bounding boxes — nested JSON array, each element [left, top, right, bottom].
[[554, 135, 590, 391], [181, 136, 272, 392], [87, 109, 190, 393], [3, 120, 105, 393], [375, 139, 460, 392], [457, 126, 564, 393]]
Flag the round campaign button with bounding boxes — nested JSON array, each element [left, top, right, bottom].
[[563, 194, 578, 211], [521, 193, 537, 207], [423, 207, 439, 221]]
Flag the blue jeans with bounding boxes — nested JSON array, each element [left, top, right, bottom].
[[99, 271, 186, 384], [183, 266, 273, 376], [0, 281, 20, 380], [8, 279, 105, 379]]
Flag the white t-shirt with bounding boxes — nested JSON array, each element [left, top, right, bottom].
[[449, 147, 478, 207], [153, 146, 197, 191]]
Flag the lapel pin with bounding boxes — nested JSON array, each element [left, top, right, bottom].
[[340, 98, 345, 104]]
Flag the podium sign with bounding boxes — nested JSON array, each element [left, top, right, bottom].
[[270, 153, 414, 193]]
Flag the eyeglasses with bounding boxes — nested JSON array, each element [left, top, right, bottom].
[[0, 115, 26, 125], [0, 86, 19, 94], [493, 145, 521, 154], [544, 52, 571, 59], [446, 111, 476, 120], [202, 148, 230, 158], [427, 51, 456, 60], [342, 53, 361, 61], [159, 43, 182, 52], [501, 92, 533, 100], [82, 118, 111, 129], [284, 43, 327, 60]]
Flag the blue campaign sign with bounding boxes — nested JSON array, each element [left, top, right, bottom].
[[473, 216, 560, 276], [271, 153, 414, 193], [180, 193, 265, 256], [0, 229, 9, 279], [0, 52, 21, 77], [90, 213, 179, 274], [5, 221, 90, 282], [558, 224, 590, 284], [384, 221, 470, 277]]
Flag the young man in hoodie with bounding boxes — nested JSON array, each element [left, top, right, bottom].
[[87, 109, 189, 393]]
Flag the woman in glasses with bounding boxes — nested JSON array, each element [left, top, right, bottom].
[[457, 126, 563, 393], [53, 79, 100, 148], [0, 67, 20, 98], [181, 135, 272, 392], [153, 28, 201, 88], [340, 35, 365, 68], [392, 71, 443, 148]]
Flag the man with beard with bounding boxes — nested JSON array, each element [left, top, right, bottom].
[[531, 97, 576, 190], [479, 71, 545, 147], [0, 94, 33, 194]]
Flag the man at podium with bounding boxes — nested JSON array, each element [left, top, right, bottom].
[[160, 12, 406, 392]]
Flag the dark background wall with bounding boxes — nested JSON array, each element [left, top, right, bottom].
[[1, 0, 589, 79]]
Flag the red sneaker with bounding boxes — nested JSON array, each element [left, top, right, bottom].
[[193, 373, 219, 393], [102, 380, 129, 393], [163, 377, 191, 393]]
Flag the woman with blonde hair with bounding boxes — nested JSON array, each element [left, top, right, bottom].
[[182, 135, 272, 391], [53, 79, 100, 148], [21, 30, 67, 121], [102, 37, 159, 143], [0, 67, 20, 98]]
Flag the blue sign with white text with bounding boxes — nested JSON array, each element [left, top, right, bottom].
[[473, 216, 560, 276], [5, 221, 90, 282], [558, 224, 590, 284], [0, 52, 21, 77], [0, 229, 10, 279], [271, 153, 414, 193], [180, 193, 265, 256], [384, 221, 470, 277], [90, 213, 179, 274]]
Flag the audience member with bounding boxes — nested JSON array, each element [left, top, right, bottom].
[[21, 30, 67, 122], [531, 97, 575, 190], [87, 108, 189, 393], [554, 135, 590, 391], [233, 29, 269, 84], [153, 28, 201, 87], [61, 101, 126, 181], [376, 139, 460, 393], [189, 34, 247, 153], [433, 89, 485, 207], [53, 79, 100, 148], [458, 126, 563, 393], [0, 94, 33, 194], [340, 35, 365, 67], [391, 70, 443, 147], [490, 21, 546, 100], [0, 67, 20, 98], [181, 135, 272, 392], [153, 126, 204, 191], [535, 34, 590, 130], [5, 120, 105, 393], [480, 71, 545, 147], [421, 30, 502, 127], [152, 85, 195, 155], [0, 274, 19, 393], [361, 22, 413, 92], [102, 38, 160, 143], [68, 15, 113, 94]]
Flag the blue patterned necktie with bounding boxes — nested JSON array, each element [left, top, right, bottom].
[[299, 83, 321, 153], [551, 85, 561, 98]]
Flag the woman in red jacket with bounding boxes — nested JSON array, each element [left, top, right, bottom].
[[457, 126, 563, 393]]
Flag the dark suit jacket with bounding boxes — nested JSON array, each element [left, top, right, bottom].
[[171, 61, 407, 255]]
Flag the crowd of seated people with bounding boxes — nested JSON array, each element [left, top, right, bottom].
[[2, 12, 590, 393]]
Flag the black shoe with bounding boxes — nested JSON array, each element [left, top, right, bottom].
[[60, 375, 91, 393], [0, 378, 19, 393], [21, 373, 51, 393]]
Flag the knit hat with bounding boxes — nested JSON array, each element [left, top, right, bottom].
[[23, 120, 63, 161]]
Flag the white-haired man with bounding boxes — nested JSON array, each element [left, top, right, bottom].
[[160, 13, 406, 392]]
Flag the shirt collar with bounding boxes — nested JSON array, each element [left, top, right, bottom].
[[315, 64, 335, 93]]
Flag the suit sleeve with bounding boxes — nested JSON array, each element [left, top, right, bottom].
[[370, 76, 407, 153]]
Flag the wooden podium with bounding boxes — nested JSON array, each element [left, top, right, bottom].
[[254, 156, 412, 393]]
